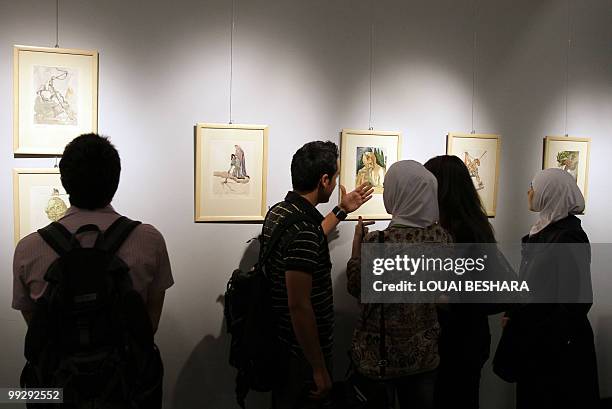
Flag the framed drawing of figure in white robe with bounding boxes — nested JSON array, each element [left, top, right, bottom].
[[195, 123, 268, 222]]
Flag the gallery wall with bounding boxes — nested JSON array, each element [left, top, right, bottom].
[[0, 0, 610, 408]]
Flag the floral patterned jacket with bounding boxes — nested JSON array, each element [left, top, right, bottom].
[[346, 224, 452, 379]]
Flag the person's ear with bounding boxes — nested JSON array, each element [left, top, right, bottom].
[[320, 174, 330, 188]]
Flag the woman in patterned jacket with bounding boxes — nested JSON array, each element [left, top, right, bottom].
[[346, 160, 451, 409]]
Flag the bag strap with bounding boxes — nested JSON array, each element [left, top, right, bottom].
[[377, 230, 388, 378], [38, 222, 73, 256], [95, 216, 142, 254], [258, 201, 317, 266], [260, 211, 313, 266]]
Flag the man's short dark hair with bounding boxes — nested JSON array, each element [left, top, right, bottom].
[[59, 133, 121, 210], [291, 141, 339, 192]]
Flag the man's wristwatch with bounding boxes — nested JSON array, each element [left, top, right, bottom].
[[332, 205, 347, 221]]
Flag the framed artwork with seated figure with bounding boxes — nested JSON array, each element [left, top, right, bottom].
[[195, 123, 268, 222], [340, 129, 401, 220], [13, 45, 98, 155]]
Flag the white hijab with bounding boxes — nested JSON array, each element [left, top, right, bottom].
[[529, 168, 585, 236], [383, 160, 440, 228]]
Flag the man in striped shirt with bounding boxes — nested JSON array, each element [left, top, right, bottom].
[[264, 141, 373, 409]]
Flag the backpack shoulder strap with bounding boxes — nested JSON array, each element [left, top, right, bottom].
[[96, 216, 142, 254], [37, 222, 73, 256], [260, 211, 314, 265]]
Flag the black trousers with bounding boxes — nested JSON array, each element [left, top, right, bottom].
[[516, 365, 599, 409], [271, 354, 333, 409], [434, 363, 482, 409], [391, 370, 437, 409]]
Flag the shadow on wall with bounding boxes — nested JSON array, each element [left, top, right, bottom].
[[171, 294, 270, 409], [170, 230, 364, 409], [171, 239, 270, 409], [596, 315, 612, 401]]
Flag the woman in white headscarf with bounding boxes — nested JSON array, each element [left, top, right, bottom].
[[498, 168, 599, 409], [346, 160, 451, 409], [528, 167, 585, 235]]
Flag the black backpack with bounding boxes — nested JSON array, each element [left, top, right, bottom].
[[21, 217, 163, 409], [224, 208, 312, 408]]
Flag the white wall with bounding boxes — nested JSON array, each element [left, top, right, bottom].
[[0, 0, 610, 408]]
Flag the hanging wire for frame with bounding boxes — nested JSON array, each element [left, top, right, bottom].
[[54, 156, 59, 168], [564, 0, 571, 137], [368, 0, 374, 131], [228, 0, 235, 124], [55, 0, 60, 48], [471, 0, 478, 134]]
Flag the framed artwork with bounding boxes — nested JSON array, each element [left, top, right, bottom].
[[13, 168, 69, 244], [340, 129, 401, 220], [195, 123, 268, 222], [543, 136, 590, 201], [14, 45, 99, 155], [447, 133, 501, 217]]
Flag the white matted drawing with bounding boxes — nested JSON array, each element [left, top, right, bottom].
[[447, 133, 501, 217], [33, 65, 79, 126], [195, 123, 268, 222], [13, 168, 69, 244], [543, 136, 590, 202], [14, 45, 98, 155], [340, 129, 401, 220]]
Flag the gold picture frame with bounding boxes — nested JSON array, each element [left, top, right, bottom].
[[13, 168, 69, 244], [543, 136, 591, 202], [195, 123, 269, 222], [447, 132, 501, 217], [14, 45, 99, 155], [340, 128, 402, 220]]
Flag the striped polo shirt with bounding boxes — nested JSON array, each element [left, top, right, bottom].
[[262, 191, 334, 364]]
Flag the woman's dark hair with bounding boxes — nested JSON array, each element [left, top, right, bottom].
[[291, 141, 339, 192], [424, 155, 495, 243], [59, 133, 121, 210]]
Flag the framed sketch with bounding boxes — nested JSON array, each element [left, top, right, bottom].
[[195, 123, 268, 222], [340, 129, 401, 220], [13, 168, 69, 244], [447, 133, 501, 217], [543, 136, 590, 201], [14, 45, 99, 155]]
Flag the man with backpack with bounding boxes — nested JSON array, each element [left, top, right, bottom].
[[264, 141, 373, 409], [12, 133, 173, 408]]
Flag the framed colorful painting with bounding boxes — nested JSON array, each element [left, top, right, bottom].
[[447, 133, 501, 217], [195, 123, 268, 222], [14, 45, 99, 155], [13, 168, 69, 244], [543, 136, 590, 201], [340, 129, 401, 220]]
